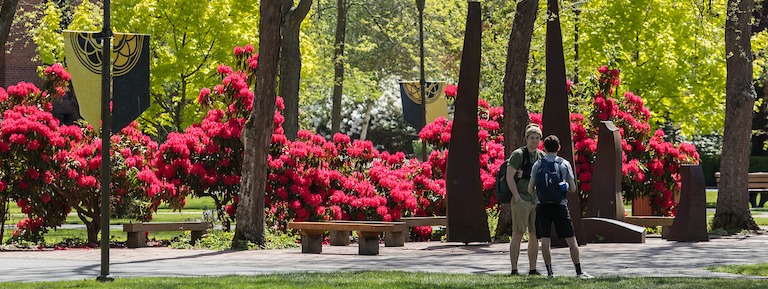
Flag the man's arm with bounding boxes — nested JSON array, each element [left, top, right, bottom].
[[506, 165, 523, 203], [565, 160, 577, 193], [527, 161, 538, 194]]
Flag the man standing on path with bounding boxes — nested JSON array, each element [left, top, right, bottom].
[[528, 135, 593, 279], [506, 124, 545, 275]]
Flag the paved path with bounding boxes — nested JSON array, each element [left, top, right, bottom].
[[1, 234, 768, 282]]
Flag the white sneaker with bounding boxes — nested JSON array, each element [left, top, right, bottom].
[[577, 272, 594, 279]]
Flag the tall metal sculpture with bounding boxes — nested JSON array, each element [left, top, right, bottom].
[[541, 0, 585, 245], [445, 0, 490, 243], [586, 121, 624, 219], [668, 165, 709, 242]]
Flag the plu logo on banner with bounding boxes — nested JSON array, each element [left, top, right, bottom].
[[399, 81, 447, 130], [63, 31, 150, 132]]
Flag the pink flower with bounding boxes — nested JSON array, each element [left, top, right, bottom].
[[444, 84, 458, 98], [233, 46, 245, 56]]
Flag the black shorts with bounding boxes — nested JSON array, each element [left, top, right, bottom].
[[535, 204, 575, 238]]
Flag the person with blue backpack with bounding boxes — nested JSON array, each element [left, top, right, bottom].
[[528, 135, 593, 279], [501, 124, 545, 276]]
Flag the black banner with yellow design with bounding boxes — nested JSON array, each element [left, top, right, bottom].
[[399, 81, 447, 130], [64, 31, 150, 132]]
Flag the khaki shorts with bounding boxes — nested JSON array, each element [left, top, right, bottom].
[[510, 198, 537, 234]]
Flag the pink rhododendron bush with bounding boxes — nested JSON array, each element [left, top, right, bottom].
[[0, 64, 173, 244], [566, 66, 699, 216], [422, 67, 699, 217], [155, 46, 446, 240], [0, 43, 701, 245]]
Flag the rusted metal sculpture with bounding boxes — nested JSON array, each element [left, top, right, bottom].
[[583, 121, 646, 243], [587, 121, 625, 219], [445, 1, 490, 243], [668, 165, 709, 242], [541, 0, 585, 245]]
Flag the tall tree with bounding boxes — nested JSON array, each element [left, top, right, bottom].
[[497, 0, 539, 238], [279, 0, 312, 141], [233, 0, 282, 247], [112, 0, 260, 138], [331, 0, 348, 135], [0, 0, 19, 51], [712, 0, 760, 232]]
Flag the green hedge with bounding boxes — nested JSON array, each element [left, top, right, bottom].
[[700, 155, 768, 186]]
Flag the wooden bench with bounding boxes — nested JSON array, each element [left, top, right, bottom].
[[122, 222, 211, 248], [715, 172, 768, 208], [288, 221, 406, 255], [326, 221, 407, 247], [622, 216, 674, 238]]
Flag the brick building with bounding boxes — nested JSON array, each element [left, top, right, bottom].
[[2, 0, 81, 124], [1, 0, 42, 88]]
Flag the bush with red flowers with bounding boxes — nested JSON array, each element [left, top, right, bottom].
[[550, 66, 699, 215], [0, 64, 174, 243]]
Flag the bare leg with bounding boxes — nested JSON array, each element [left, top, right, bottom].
[[527, 232, 538, 271], [565, 237, 580, 264], [541, 237, 552, 265], [509, 231, 524, 271]]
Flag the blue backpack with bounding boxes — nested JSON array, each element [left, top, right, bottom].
[[535, 157, 566, 204]]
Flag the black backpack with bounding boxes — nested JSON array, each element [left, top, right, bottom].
[[495, 147, 530, 203], [535, 157, 566, 204]]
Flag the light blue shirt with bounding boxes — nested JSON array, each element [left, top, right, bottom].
[[530, 155, 575, 206]]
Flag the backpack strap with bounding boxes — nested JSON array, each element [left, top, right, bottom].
[[522, 147, 530, 167], [520, 146, 532, 179]]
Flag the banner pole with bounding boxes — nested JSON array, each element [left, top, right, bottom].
[[97, 0, 113, 282], [417, 0, 426, 161]]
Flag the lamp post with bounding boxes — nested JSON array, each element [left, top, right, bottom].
[[97, 0, 113, 282], [416, 0, 426, 161], [573, 0, 586, 85]]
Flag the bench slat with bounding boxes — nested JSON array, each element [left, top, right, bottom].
[[329, 220, 407, 231], [288, 221, 401, 233], [623, 216, 674, 227], [400, 216, 447, 227], [123, 222, 210, 232]]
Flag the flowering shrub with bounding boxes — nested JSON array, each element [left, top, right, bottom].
[[0, 71, 72, 242], [419, 99, 506, 209], [559, 66, 699, 215], [156, 44, 451, 234], [56, 121, 170, 243], [0, 64, 173, 243]]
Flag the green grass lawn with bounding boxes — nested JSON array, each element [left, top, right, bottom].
[[1, 272, 767, 289], [707, 263, 768, 277]]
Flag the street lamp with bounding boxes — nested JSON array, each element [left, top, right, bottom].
[[416, 0, 426, 161], [573, 0, 587, 85]]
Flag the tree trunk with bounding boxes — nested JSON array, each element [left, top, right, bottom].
[[0, 196, 7, 241], [713, 0, 760, 233], [279, 0, 312, 141], [497, 0, 539, 237], [233, 0, 282, 247], [359, 99, 372, 140], [331, 0, 348, 135], [0, 0, 19, 50]]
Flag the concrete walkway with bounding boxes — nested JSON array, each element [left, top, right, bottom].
[[1, 233, 768, 283]]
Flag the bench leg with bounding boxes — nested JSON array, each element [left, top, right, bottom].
[[358, 231, 380, 255], [301, 233, 323, 254], [329, 230, 351, 246], [661, 226, 671, 239], [384, 231, 405, 247], [750, 192, 758, 208], [759, 192, 768, 208], [190, 230, 204, 245], [126, 231, 148, 248]]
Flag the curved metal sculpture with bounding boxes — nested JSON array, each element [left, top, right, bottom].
[[541, 0, 585, 245], [445, 1, 490, 243]]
